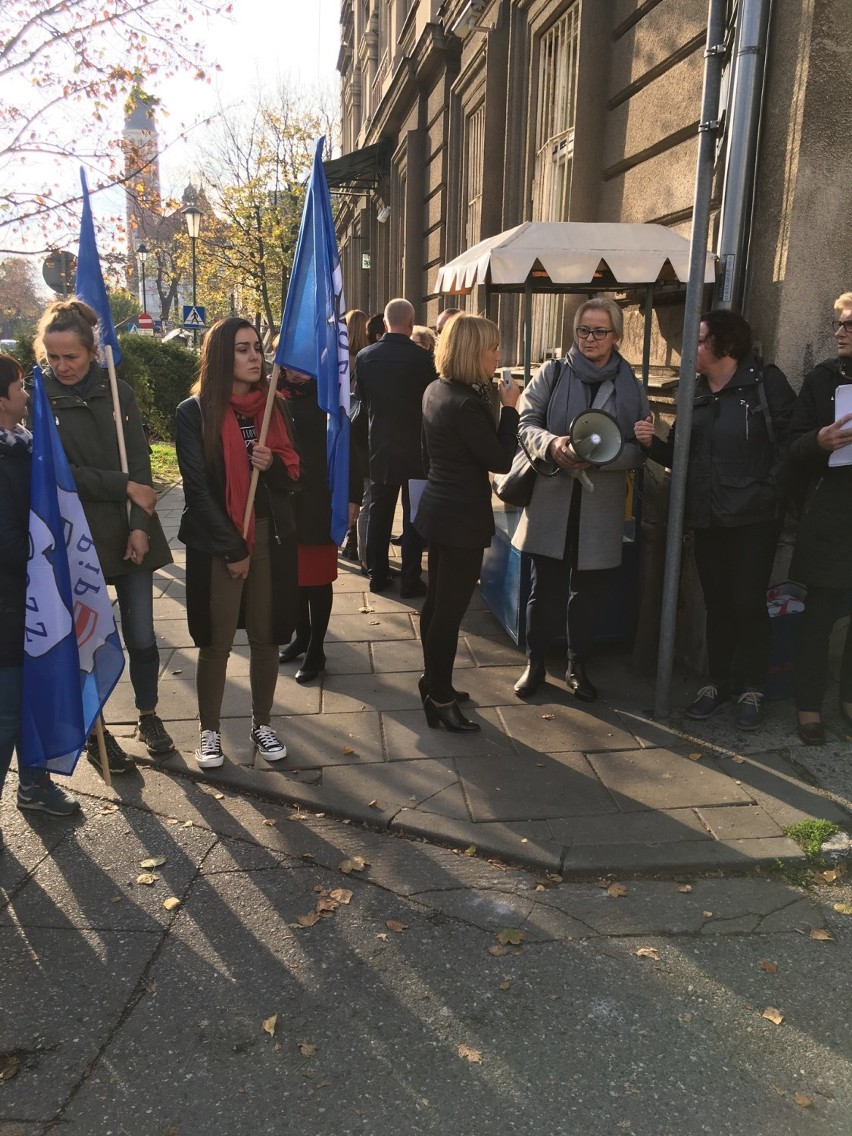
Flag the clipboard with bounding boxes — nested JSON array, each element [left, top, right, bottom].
[[828, 384, 852, 467]]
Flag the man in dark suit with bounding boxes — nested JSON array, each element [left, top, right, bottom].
[[354, 297, 436, 596]]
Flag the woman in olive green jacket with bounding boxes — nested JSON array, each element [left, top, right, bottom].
[[35, 299, 174, 772]]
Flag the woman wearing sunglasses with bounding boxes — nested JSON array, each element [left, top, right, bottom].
[[513, 298, 651, 701], [785, 292, 852, 744]]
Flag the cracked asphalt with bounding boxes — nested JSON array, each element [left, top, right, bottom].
[[2, 758, 851, 1135]]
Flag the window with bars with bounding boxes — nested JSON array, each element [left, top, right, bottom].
[[532, 4, 580, 359], [464, 103, 485, 250]]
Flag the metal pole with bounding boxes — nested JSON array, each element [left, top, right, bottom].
[[140, 260, 147, 312], [653, 0, 726, 719], [191, 235, 198, 349], [641, 283, 654, 389], [523, 279, 533, 385]]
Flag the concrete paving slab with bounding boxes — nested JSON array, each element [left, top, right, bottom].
[[318, 759, 460, 824], [458, 607, 507, 637], [320, 669, 423, 713], [456, 749, 616, 822], [381, 707, 516, 761], [325, 611, 416, 642], [261, 710, 384, 769], [588, 748, 755, 810], [0, 927, 160, 1122], [546, 807, 711, 848], [370, 638, 473, 673], [499, 701, 641, 752], [0, 806, 76, 907], [413, 781, 471, 819], [391, 810, 564, 871], [696, 804, 786, 840], [714, 750, 851, 827], [462, 632, 525, 668], [561, 835, 806, 875]]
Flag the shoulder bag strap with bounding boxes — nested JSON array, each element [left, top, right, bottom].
[[517, 359, 566, 476]]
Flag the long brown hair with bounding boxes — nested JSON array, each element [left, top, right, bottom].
[[191, 317, 268, 467], [345, 309, 369, 357]]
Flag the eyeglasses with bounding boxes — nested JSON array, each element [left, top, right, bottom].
[[576, 326, 614, 341], [832, 320, 852, 335]]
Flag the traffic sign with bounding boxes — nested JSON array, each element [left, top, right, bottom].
[[183, 305, 206, 330], [138, 313, 154, 328]]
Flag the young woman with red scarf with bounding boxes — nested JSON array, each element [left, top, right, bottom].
[[175, 319, 300, 769]]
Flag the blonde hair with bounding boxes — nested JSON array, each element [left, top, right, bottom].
[[35, 298, 99, 362], [435, 314, 499, 385], [834, 292, 852, 315], [411, 325, 436, 352], [573, 297, 624, 341]]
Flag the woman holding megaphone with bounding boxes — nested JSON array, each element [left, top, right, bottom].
[[512, 298, 651, 701]]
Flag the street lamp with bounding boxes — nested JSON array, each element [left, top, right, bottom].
[[182, 204, 202, 346], [136, 243, 149, 313]]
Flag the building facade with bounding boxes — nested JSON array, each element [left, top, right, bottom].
[[332, 0, 850, 381]]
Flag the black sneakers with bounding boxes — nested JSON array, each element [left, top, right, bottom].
[[86, 730, 134, 774], [136, 713, 174, 755]]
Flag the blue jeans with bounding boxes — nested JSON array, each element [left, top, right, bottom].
[[113, 571, 159, 712], [0, 665, 39, 797]]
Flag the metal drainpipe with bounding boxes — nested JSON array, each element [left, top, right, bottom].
[[653, 0, 727, 720], [716, 0, 772, 311]]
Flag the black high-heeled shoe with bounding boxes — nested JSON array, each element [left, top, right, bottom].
[[279, 639, 308, 664], [295, 655, 326, 684], [423, 696, 480, 732], [417, 674, 470, 704]]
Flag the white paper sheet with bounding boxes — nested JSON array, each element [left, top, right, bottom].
[[828, 384, 852, 467]]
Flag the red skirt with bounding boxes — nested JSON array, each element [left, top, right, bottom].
[[297, 543, 338, 586]]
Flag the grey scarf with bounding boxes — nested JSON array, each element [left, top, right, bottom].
[[547, 344, 642, 442]]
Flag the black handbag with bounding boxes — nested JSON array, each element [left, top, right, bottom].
[[493, 361, 565, 507]]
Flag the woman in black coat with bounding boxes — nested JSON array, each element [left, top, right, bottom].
[[786, 291, 852, 744], [277, 370, 338, 683], [414, 315, 520, 731], [175, 318, 300, 769], [636, 310, 795, 730]]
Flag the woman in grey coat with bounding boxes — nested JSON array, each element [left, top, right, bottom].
[[512, 298, 651, 700]]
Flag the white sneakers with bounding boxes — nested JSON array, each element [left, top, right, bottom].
[[195, 725, 287, 769], [250, 724, 287, 761], [195, 730, 225, 769]]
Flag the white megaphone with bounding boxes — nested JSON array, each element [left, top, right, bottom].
[[568, 409, 624, 467]]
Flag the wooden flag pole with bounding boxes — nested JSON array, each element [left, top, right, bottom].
[[242, 365, 281, 538], [103, 344, 131, 522], [93, 714, 112, 789]]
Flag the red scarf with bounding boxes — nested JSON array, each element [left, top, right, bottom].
[[222, 386, 300, 552]]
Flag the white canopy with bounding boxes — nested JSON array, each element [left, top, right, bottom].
[[435, 221, 716, 293]]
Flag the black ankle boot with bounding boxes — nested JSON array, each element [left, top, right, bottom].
[[423, 697, 480, 732], [566, 660, 597, 702], [418, 674, 470, 704], [279, 639, 308, 664], [340, 529, 358, 562], [514, 660, 546, 697]]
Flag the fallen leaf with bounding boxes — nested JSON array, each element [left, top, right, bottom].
[[182, 820, 193, 828], [768, 1083, 784, 1096], [463, 845, 477, 857], [497, 928, 525, 946], [547, 873, 563, 882], [541, 713, 555, 720], [833, 903, 852, 916], [261, 1014, 278, 1038], [298, 912, 321, 927], [136, 872, 159, 886], [687, 752, 702, 762], [368, 799, 380, 809], [262, 818, 277, 827], [171, 668, 183, 675], [793, 1093, 813, 1109], [762, 1006, 784, 1025], [166, 818, 179, 825], [635, 947, 661, 961], [0, 1054, 21, 1082], [341, 746, 355, 755], [140, 856, 167, 869], [534, 884, 546, 892], [703, 911, 713, 919], [386, 919, 407, 933], [759, 960, 778, 973], [680, 1012, 693, 1023], [820, 869, 841, 883], [315, 1079, 332, 1089], [357, 606, 374, 613], [368, 620, 380, 626], [163, 897, 181, 911], [99, 803, 119, 813], [298, 1041, 318, 1058], [376, 932, 389, 941], [731, 755, 745, 764], [213, 792, 225, 800], [498, 980, 510, 990], [458, 1044, 482, 1063], [488, 945, 509, 957], [110, 895, 123, 903], [339, 856, 367, 874], [676, 884, 693, 893], [329, 888, 352, 904], [810, 928, 834, 941], [314, 885, 327, 894], [607, 883, 628, 898], [316, 898, 338, 915]]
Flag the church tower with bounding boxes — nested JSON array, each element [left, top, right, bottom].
[[122, 89, 161, 311]]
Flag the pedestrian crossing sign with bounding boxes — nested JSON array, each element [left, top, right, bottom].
[[183, 305, 206, 329]]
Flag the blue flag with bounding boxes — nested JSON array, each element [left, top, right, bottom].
[[275, 137, 350, 545], [75, 167, 122, 366], [20, 367, 125, 776]]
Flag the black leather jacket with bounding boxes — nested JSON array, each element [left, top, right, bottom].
[[175, 396, 298, 561], [0, 437, 30, 666]]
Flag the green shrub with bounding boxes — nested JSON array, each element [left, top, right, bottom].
[[116, 335, 197, 440]]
